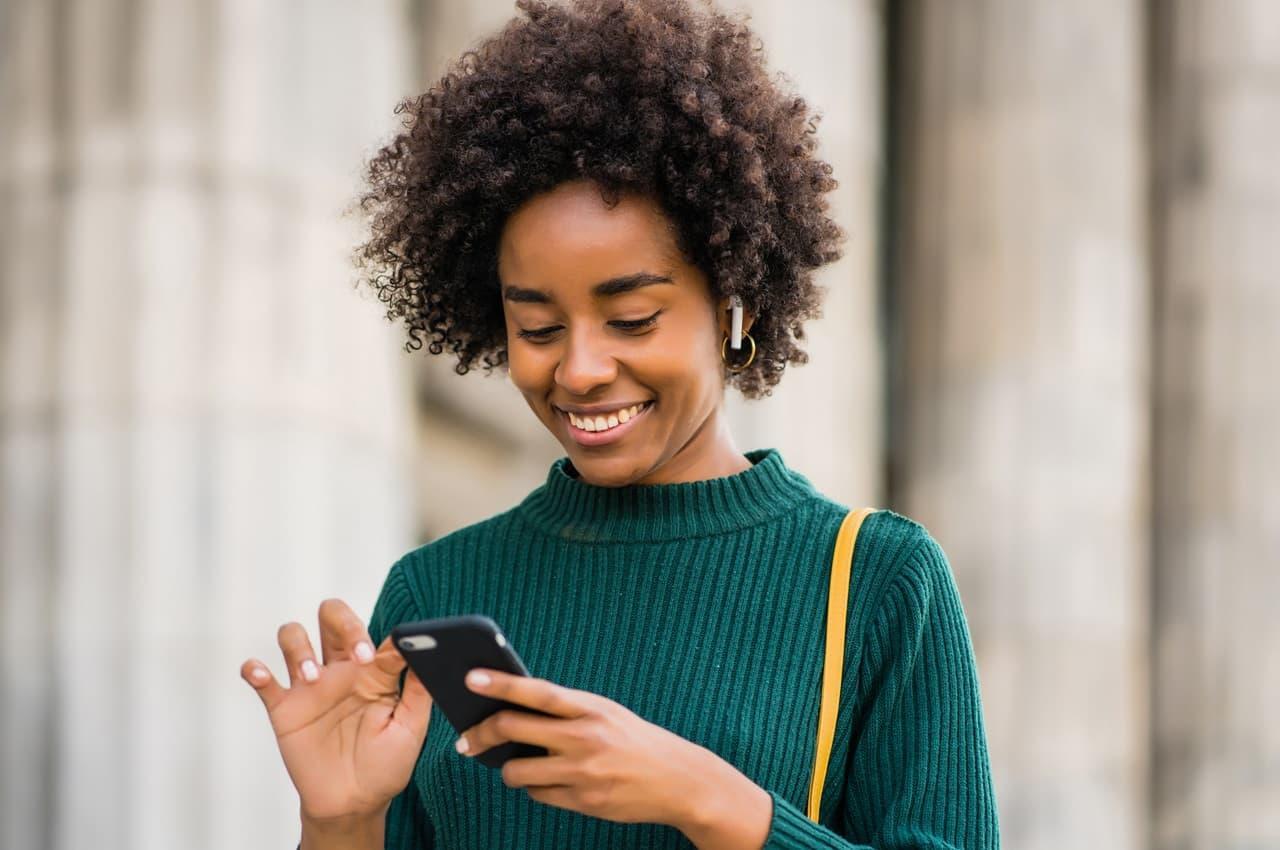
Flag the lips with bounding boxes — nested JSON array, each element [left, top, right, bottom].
[[559, 401, 654, 447]]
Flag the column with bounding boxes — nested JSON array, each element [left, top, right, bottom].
[[1150, 2, 1280, 847], [0, 2, 418, 848], [888, 2, 1150, 847]]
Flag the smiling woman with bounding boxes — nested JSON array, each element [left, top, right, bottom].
[[497, 179, 755, 485], [242, 1, 1001, 849]]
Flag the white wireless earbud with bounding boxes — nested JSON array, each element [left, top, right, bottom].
[[729, 294, 744, 349]]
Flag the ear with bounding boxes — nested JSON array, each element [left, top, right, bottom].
[[716, 294, 755, 338]]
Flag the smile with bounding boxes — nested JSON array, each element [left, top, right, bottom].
[[558, 401, 654, 447]]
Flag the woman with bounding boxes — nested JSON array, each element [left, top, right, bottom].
[[240, 0, 1000, 848]]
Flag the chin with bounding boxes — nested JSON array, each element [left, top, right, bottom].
[[566, 451, 652, 487]]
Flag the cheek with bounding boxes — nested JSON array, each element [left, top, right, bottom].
[[507, 346, 556, 389], [635, 338, 722, 403]]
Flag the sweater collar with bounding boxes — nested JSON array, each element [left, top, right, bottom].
[[516, 447, 819, 543]]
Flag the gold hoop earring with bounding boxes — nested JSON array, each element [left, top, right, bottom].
[[721, 332, 756, 372]]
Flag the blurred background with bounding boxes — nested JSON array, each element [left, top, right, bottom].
[[1, 1, 1276, 848]]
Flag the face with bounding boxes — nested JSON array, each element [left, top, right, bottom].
[[498, 179, 749, 487]]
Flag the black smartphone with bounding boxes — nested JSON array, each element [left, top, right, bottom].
[[390, 615, 551, 768]]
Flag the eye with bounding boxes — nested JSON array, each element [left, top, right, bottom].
[[515, 311, 662, 343], [610, 310, 662, 332], [516, 325, 560, 342]]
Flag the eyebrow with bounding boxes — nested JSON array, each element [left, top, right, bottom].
[[501, 272, 674, 304]]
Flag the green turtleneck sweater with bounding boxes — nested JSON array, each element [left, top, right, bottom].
[[366, 447, 1000, 849]]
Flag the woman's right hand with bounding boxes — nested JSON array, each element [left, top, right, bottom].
[[240, 598, 433, 825]]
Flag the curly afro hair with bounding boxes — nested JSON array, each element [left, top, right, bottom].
[[354, 0, 844, 399]]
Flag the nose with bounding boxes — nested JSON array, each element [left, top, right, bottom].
[[554, 327, 618, 397]]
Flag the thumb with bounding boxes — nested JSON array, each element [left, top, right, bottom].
[[394, 666, 433, 742], [370, 636, 433, 740]]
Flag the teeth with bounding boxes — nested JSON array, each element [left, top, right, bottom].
[[567, 403, 648, 432]]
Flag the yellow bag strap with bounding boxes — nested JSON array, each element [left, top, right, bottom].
[[805, 506, 876, 822]]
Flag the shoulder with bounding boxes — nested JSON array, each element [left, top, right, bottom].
[[397, 506, 526, 597], [371, 506, 527, 628], [805, 497, 946, 580], [858, 509, 949, 577], [828, 506, 961, 635]]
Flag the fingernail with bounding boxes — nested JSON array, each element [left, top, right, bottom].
[[250, 667, 268, 683], [467, 670, 490, 688], [455, 736, 469, 754], [354, 641, 374, 663], [301, 659, 319, 682]]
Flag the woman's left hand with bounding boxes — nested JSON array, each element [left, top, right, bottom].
[[454, 667, 729, 830]]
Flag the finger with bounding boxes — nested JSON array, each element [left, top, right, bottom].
[[240, 658, 286, 713], [501, 754, 576, 790], [370, 634, 407, 681], [458, 709, 570, 758], [524, 784, 579, 811], [464, 669, 592, 718], [357, 635, 415, 696], [316, 598, 375, 666], [277, 621, 320, 687]]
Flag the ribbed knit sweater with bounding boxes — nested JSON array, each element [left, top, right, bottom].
[[366, 447, 1000, 849]]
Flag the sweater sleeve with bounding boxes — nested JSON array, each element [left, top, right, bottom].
[[366, 555, 436, 850], [760, 526, 1001, 849]]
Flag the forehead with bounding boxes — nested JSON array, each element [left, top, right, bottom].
[[498, 181, 681, 285]]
